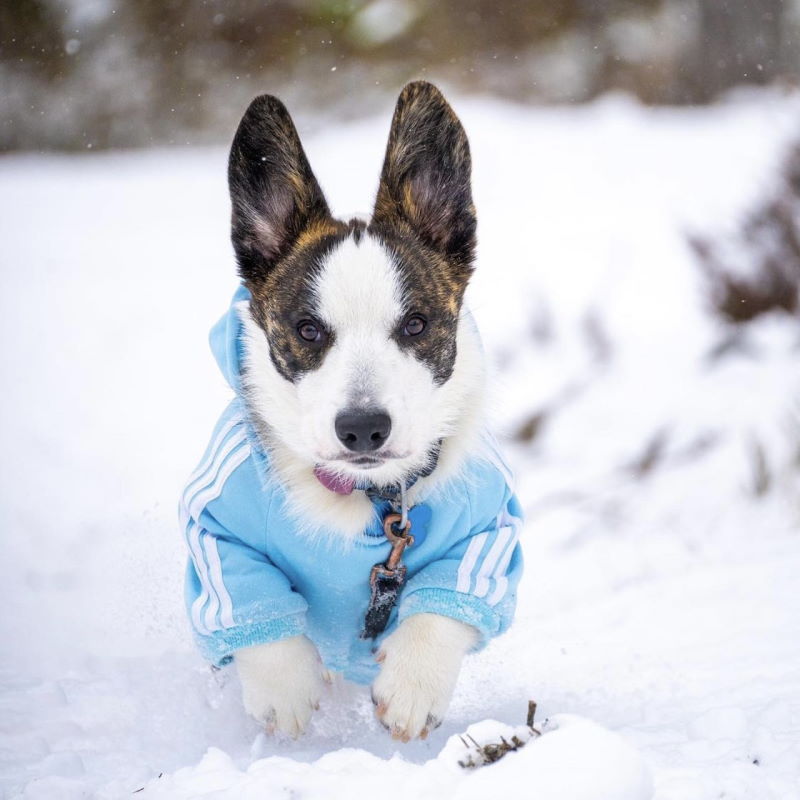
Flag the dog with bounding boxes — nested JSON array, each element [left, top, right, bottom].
[[180, 81, 523, 741]]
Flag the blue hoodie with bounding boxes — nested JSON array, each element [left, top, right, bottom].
[[180, 286, 523, 684]]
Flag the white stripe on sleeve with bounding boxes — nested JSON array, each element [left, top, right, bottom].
[[456, 532, 489, 594], [183, 414, 243, 495], [202, 529, 236, 632], [188, 522, 212, 635], [181, 429, 247, 527], [485, 524, 520, 606], [183, 435, 251, 634], [187, 437, 250, 524], [472, 524, 515, 599], [191, 441, 250, 632]]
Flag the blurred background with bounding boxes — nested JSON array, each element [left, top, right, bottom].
[[2, 0, 799, 150], [1, 3, 800, 799]]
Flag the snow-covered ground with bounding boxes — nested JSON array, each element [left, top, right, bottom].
[[1, 91, 799, 799]]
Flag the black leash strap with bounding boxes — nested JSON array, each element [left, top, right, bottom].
[[360, 513, 414, 640], [361, 565, 407, 640]]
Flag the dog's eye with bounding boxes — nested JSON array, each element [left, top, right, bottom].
[[403, 315, 426, 337], [297, 320, 324, 343]]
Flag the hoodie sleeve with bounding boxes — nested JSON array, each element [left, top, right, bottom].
[[180, 403, 308, 667], [396, 447, 524, 649]]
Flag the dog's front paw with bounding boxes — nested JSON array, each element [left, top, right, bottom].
[[235, 635, 326, 737], [372, 613, 478, 742]]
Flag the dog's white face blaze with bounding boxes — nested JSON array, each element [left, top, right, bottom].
[[240, 233, 486, 540], [302, 236, 441, 480]]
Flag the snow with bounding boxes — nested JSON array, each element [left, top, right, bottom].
[[141, 716, 651, 800], [452, 717, 653, 800], [1, 90, 799, 799]]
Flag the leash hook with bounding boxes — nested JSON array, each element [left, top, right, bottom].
[[359, 479, 415, 640]]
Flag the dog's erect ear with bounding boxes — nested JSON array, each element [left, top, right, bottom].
[[371, 82, 476, 271], [228, 95, 332, 282]]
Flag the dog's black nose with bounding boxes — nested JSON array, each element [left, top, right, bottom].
[[335, 410, 392, 452]]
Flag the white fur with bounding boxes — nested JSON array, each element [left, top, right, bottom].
[[240, 233, 488, 541], [235, 635, 328, 737], [372, 613, 478, 740]]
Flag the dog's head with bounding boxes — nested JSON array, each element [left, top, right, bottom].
[[229, 82, 482, 495]]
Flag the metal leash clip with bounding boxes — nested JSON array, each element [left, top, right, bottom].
[[360, 512, 414, 640]]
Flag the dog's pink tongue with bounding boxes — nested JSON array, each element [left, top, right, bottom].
[[313, 466, 356, 495]]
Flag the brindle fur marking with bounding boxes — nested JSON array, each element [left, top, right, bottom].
[[376, 228, 466, 384], [369, 81, 477, 384], [247, 219, 368, 382], [370, 81, 477, 277], [229, 94, 342, 381], [228, 94, 335, 283], [228, 83, 477, 386]]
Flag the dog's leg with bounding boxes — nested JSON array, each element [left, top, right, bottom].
[[372, 613, 478, 741], [235, 635, 327, 737]]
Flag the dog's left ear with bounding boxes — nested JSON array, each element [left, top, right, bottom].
[[371, 82, 476, 274], [228, 95, 333, 283]]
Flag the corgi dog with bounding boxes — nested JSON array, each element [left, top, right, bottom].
[[181, 81, 523, 741]]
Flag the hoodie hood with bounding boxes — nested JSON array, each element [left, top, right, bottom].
[[209, 284, 251, 393]]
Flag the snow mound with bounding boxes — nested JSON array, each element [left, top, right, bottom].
[[451, 717, 653, 800], [139, 715, 652, 799]]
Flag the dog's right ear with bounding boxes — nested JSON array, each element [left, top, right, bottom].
[[228, 95, 332, 282]]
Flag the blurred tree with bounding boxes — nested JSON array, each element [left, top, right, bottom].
[[0, 0, 64, 78], [685, 0, 785, 101], [0, 0, 797, 151]]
